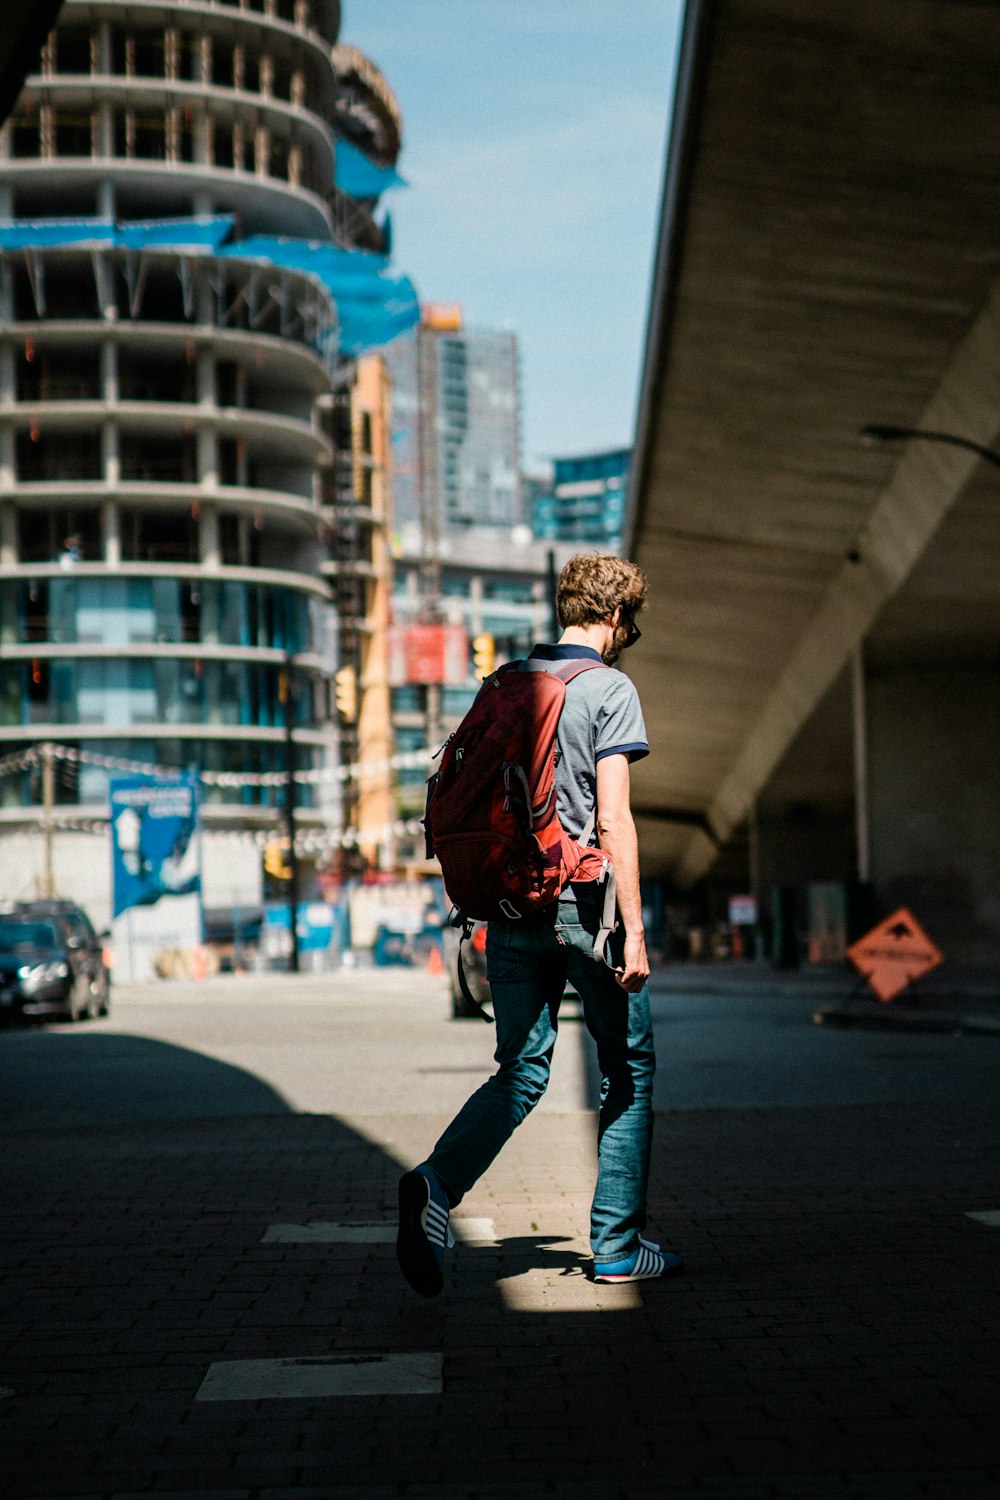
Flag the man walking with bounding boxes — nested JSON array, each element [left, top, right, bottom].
[[397, 554, 682, 1295]]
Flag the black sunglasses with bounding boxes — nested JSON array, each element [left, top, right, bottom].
[[620, 611, 641, 649]]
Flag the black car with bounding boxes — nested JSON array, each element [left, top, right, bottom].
[[0, 902, 110, 1023], [443, 919, 583, 1021], [442, 921, 492, 1020]]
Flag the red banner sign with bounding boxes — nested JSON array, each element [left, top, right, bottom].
[[388, 624, 469, 686]]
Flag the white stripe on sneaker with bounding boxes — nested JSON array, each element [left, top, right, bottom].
[[423, 1198, 451, 1250], [633, 1242, 661, 1278]]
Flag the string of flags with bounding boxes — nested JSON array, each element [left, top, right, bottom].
[[0, 740, 435, 787], [0, 741, 434, 856], [15, 811, 427, 857]]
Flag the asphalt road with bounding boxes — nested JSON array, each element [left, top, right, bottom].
[[1, 963, 997, 1132], [2, 962, 998, 1499]]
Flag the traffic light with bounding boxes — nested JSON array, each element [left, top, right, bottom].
[[334, 664, 357, 720], [263, 838, 292, 880], [472, 632, 495, 680]]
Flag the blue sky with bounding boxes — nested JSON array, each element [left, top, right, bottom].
[[342, 1, 684, 473]]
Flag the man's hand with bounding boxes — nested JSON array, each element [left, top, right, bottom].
[[616, 931, 650, 992], [596, 753, 650, 992]]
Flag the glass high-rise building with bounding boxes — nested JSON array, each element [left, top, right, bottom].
[[387, 305, 521, 535], [532, 448, 630, 550]]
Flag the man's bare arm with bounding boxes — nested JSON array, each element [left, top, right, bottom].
[[595, 753, 649, 992]]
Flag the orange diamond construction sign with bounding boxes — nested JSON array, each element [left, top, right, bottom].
[[847, 908, 944, 1003]]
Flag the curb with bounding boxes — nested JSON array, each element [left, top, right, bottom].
[[812, 1003, 1000, 1036]]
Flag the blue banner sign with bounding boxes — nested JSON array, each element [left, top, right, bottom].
[[110, 774, 201, 919]]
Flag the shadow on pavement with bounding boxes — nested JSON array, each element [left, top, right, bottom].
[[0, 1028, 294, 1127], [1, 1013, 999, 1498]]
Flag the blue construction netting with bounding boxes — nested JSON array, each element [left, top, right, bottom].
[[334, 139, 407, 198], [217, 235, 419, 356], [0, 218, 420, 356]]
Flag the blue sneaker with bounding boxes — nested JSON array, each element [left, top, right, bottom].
[[593, 1235, 683, 1283], [396, 1164, 454, 1298]]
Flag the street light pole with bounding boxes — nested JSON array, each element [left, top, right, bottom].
[[860, 424, 1000, 471], [281, 651, 300, 975]]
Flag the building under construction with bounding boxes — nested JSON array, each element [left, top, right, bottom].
[[0, 0, 416, 954]]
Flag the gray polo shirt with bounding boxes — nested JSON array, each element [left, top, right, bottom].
[[525, 643, 649, 847]]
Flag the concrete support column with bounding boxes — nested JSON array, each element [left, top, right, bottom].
[[97, 178, 116, 220], [866, 660, 1000, 962], [0, 333, 15, 492], [100, 339, 118, 403], [851, 647, 870, 884], [101, 337, 119, 483], [0, 341, 14, 402], [97, 102, 114, 160], [0, 260, 13, 321], [102, 421, 119, 487], [198, 429, 218, 490], [0, 500, 18, 566], [102, 501, 121, 565], [199, 505, 221, 569], [197, 349, 214, 404], [0, 427, 14, 494], [97, 21, 112, 73], [0, 184, 12, 219], [197, 350, 217, 491], [194, 108, 210, 168]]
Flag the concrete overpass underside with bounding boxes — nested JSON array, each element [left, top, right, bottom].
[[628, 0, 1000, 959]]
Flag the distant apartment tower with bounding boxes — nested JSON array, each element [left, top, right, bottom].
[[388, 305, 521, 536], [533, 448, 630, 550], [0, 0, 411, 922]]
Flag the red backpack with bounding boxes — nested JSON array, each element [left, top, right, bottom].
[[424, 658, 618, 941]]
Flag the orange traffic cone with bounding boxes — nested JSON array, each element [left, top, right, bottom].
[[427, 945, 444, 976]]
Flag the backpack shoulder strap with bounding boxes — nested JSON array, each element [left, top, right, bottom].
[[557, 659, 608, 685], [519, 656, 608, 684]]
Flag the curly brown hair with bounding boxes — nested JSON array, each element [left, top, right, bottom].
[[556, 553, 648, 628]]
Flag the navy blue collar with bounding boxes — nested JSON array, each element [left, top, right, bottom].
[[528, 643, 604, 663]]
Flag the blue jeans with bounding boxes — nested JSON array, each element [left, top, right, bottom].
[[427, 893, 656, 1264]]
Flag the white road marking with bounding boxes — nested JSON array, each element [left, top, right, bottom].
[[263, 1222, 391, 1244], [262, 1217, 496, 1243], [195, 1353, 442, 1401], [965, 1210, 1000, 1226]]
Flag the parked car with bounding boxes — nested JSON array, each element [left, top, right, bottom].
[[0, 901, 110, 1023], [442, 918, 585, 1022], [442, 920, 492, 1020]]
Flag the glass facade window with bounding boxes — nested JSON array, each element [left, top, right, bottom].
[[482, 577, 535, 604], [391, 685, 422, 713], [395, 724, 426, 786], [0, 579, 313, 654], [386, 324, 521, 534], [0, 658, 316, 730], [442, 686, 476, 717], [482, 612, 531, 640]]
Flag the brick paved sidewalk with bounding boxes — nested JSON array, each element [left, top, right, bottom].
[[1, 1089, 999, 1500]]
